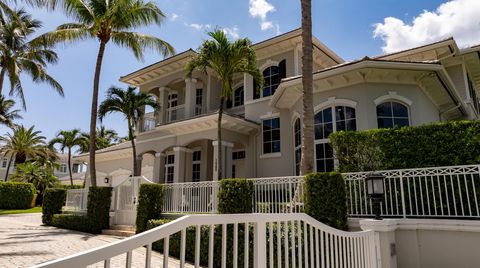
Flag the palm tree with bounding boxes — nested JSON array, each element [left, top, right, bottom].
[[300, 0, 315, 175], [49, 129, 83, 185], [0, 125, 47, 180], [186, 29, 262, 180], [99, 86, 158, 176], [0, 8, 63, 108], [0, 96, 21, 128], [44, 0, 174, 186], [77, 127, 119, 154]]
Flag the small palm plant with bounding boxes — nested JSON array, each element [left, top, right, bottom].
[[49, 129, 83, 186], [99, 86, 158, 176], [0, 96, 21, 128], [186, 29, 263, 180], [0, 125, 47, 181], [0, 8, 63, 108], [43, 0, 174, 186]]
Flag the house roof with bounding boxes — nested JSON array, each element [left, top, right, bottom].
[[74, 141, 132, 161]]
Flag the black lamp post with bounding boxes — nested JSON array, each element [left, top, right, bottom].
[[366, 172, 385, 220], [104, 177, 109, 184]]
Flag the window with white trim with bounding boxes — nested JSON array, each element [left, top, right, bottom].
[[315, 106, 356, 172], [192, 151, 201, 182], [164, 154, 175, 183], [59, 164, 67, 173], [195, 88, 203, 115], [294, 118, 301, 176], [254, 59, 286, 99], [1, 158, 8, 168], [167, 93, 178, 121], [227, 86, 244, 109], [262, 117, 281, 154], [376, 101, 410, 128]]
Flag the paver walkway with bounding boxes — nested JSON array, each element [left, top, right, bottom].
[[0, 213, 192, 267]]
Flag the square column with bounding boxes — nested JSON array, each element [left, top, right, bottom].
[[173, 147, 189, 183], [212, 140, 234, 180], [184, 78, 197, 118], [135, 156, 142, 176], [244, 73, 254, 103], [154, 153, 165, 183], [157, 87, 169, 125]]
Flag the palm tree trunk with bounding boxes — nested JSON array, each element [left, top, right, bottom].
[[4, 155, 12, 181], [0, 67, 6, 95], [89, 41, 107, 187], [300, 0, 315, 175], [217, 97, 225, 180], [68, 148, 73, 186], [128, 119, 139, 176]]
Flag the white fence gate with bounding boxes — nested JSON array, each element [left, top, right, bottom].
[[64, 189, 88, 212], [111, 176, 153, 225]]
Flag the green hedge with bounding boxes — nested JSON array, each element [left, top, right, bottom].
[[0, 182, 36, 209], [330, 120, 480, 172], [147, 219, 253, 267], [42, 188, 67, 225], [51, 214, 92, 233], [87, 187, 112, 232], [218, 179, 253, 214], [136, 184, 164, 233], [304, 172, 347, 230]]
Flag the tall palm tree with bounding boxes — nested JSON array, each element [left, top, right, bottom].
[[49, 129, 83, 185], [0, 96, 21, 128], [186, 29, 262, 180], [0, 125, 47, 180], [300, 0, 315, 175], [77, 127, 119, 154], [0, 8, 63, 108], [44, 0, 174, 186], [99, 86, 158, 176]]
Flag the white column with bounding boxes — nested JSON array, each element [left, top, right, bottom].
[[158, 87, 169, 125], [212, 140, 234, 180], [173, 147, 189, 183], [184, 78, 197, 118], [244, 73, 254, 103], [153, 153, 165, 183], [294, 43, 301, 75], [135, 156, 143, 176]]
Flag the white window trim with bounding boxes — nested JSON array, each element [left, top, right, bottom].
[[261, 116, 281, 156], [375, 100, 412, 128], [260, 112, 280, 120], [259, 59, 280, 71], [314, 97, 358, 113], [260, 152, 282, 159], [373, 91, 413, 106], [164, 152, 175, 184]]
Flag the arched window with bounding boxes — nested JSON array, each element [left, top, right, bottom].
[[376, 101, 410, 128], [314, 106, 356, 172], [294, 118, 301, 176], [227, 86, 244, 108], [254, 59, 286, 99]]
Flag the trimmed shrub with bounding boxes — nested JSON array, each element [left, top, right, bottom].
[[51, 214, 92, 233], [42, 188, 67, 225], [304, 172, 347, 230], [218, 179, 253, 214], [147, 219, 253, 267], [87, 187, 112, 233], [330, 120, 480, 172], [136, 184, 164, 233], [0, 182, 36, 209]]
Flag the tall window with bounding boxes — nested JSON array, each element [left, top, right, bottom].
[[227, 86, 244, 109], [192, 151, 201, 182], [167, 93, 178, 121], [315, 106, 356, 172], [254, 59, 286, 99], [165, 154, 175, 183], [262, 117, 281, 154], [59, 164, 67, 173], [294, 118, 301, 176], [1, 158, 7, 169], [376, 102, 409, 128], [195, 88, 203, 115]]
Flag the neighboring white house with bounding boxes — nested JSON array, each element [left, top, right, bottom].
[[77, 29, 480, 187]]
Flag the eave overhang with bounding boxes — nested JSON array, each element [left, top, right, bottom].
[[270, 60, 466, 119], [374, 38, 460, 62]]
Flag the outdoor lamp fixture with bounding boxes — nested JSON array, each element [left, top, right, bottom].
[[365, 172, 385, 220], [104, 177, 109, 184]]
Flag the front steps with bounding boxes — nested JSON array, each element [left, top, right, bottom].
[[102, 225, 136, 237]]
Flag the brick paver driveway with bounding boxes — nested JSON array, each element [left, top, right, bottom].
[[0, 213, 192, 267]]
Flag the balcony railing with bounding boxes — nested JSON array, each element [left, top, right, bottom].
[[166, 104, 185, 123]]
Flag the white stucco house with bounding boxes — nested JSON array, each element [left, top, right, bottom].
[[76, 28, 480, 187]]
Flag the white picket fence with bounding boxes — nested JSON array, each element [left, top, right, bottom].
[[64, 189, 88, 212], [345, 165, 480, 218], [163, 181, 219, 213], [32, 213, 379, 268]]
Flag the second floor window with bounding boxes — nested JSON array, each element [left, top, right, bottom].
[[376, 101, 410, 128], [254, 59, 286, 99], [227, 86, 244, 109], [195, 88, 203, 115], [1, 158, 7, 168], [262, 117, 281, 154]]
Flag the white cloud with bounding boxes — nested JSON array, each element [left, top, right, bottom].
[[170, 13, 179, 21], [249, 0, 278, 32], [187, 23, 211, 31], [374, 0, 480, 53], [223, 27, 240, 39]]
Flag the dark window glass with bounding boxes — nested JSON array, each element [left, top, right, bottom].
[[262, 117, 281, 154], [263, 66, 280, 97], [376, 102, 409, 128]]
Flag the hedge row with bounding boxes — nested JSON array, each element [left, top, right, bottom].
[[330, 120, 480, 172], [136, 184, 164, 233], [218, 179, 253, 214], [0, 182, 36, 209], [42, 188, 67, 225]]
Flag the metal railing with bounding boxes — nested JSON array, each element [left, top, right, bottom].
[[166, 104, 185, 123], [163, 181, 220, 213], [33, 213, 379, 268], [345, 165, 480, 218], [64, 189, 88, 212]]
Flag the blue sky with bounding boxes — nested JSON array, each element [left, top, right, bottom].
[[1, 0, 479, 146]]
